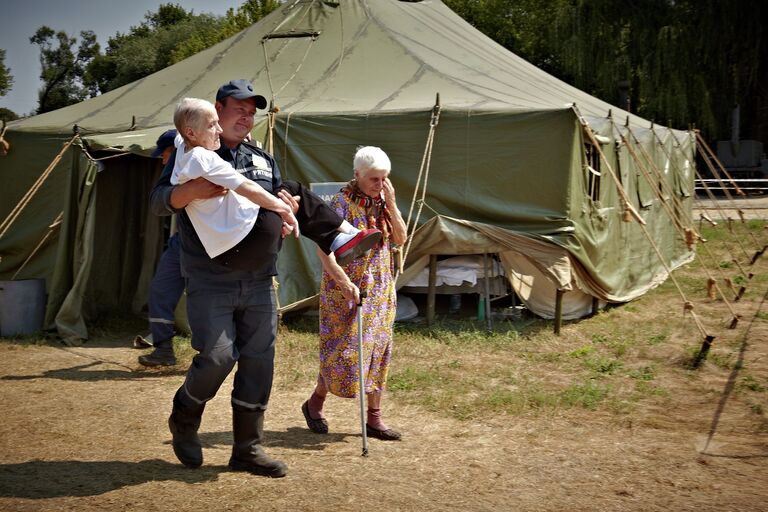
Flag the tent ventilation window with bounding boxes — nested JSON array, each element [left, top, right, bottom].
[[585, 142, 601, 201], [262, 31, 321, 41]]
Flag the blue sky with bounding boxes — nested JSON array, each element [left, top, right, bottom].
[[0, 1, 244, 116]]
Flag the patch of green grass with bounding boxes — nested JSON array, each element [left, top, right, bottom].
[[473, 380, 610, 415], [672, 274, 710, 295], [170, 335, 195, 365], [628, 365, 656, 381], [388, 366, 445, 392], [0, 332, 52, 346], [682, 344, 734, 369], [740, 375, 766, 393], [646, 333, 668, 345], [425, 327, 522, 349], [708, 351, 734, 370], [522, 351, 563, 363], [592, 334, 630, 357], [568, 345, 594, 358], [480, 386, 560, 415], [584, 356, 623, 375], [560, 381, 608, 409], [633, 380, 668, 398]]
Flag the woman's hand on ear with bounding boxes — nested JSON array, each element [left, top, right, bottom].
[[383, 178, 396, 204]]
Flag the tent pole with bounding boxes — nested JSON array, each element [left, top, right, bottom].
[[483, 253, 492, 332], [554, 289, 564, 335], [427, 254, 437, 326], [591, 297, 599, 317]]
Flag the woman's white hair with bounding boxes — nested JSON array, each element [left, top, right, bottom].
[[353, 146, 391, 176]]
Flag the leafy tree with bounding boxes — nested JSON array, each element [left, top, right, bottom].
[[444, 0, 768, 142], [30, 27, 100, 114], [0, 49, 12, 97], [0, 107, 18, 123], [145, 3, 192, 28], [546, 0, 768, 140]]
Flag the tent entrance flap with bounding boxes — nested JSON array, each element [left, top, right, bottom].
[[47, 151, 165, 343]]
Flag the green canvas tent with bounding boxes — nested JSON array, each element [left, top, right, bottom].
[[0, 0, 695, 341]]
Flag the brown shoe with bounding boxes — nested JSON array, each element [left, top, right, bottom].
[[301, 400, 329, 434], [366, 423, 402, 441]]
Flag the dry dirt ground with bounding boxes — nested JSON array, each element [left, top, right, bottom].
[[0, 323, 767, 512]]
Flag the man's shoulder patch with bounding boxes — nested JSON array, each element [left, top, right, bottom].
[[252, 154, 269, 170]]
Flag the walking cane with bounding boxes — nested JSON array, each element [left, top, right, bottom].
[[356, 290, 369, 457]]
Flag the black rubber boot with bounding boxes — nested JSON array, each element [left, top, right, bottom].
[[138, 339, 177, 366], [228, 405, 287, 478], [168, 389, 205, 468]]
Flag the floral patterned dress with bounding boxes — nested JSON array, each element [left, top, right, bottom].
[[318, 190, 396, 398]]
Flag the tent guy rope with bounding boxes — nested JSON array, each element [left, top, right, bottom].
[[617, 122, 741, 328], [400, 94, 442, 275], [11, 212, 63, 280], [577, 108, 711, 340]]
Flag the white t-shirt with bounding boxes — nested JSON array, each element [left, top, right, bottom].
[[171, 137, 259, 258]]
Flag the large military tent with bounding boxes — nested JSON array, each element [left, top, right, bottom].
[[0, 0, 695, 341]]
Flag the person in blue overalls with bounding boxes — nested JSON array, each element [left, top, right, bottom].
[[135, 129, 185, 367]]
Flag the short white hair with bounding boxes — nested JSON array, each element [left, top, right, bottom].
[[353, 146, 391, 176], [174, 98, 215, 142]]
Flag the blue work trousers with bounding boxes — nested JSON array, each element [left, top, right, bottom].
[[179, 277, 277, 410], [148, 233, 184, 342]]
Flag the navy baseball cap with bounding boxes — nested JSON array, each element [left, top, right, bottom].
[[151, 129, 177, 158], [216, 79, 268, 109]]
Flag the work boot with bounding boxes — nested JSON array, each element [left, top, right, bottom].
[[228, 405, 287, 478], [168, 389, 205, 468], [138, 338, 176, 366]]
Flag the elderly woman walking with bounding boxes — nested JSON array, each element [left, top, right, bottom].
[[302, 146, 407, 440]]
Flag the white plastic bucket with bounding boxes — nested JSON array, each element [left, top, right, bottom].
[[0, 279, 46, 336]]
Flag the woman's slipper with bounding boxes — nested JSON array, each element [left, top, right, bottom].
[[366, 423, 402, 441], [302, 400, 329, 434]]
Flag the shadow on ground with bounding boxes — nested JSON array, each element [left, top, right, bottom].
[[0, 459, 221, 499], [197, 427, 356, 452], [0, 361, 185, 381]]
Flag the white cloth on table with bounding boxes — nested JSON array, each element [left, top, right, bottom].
[[402, 255, 504, 287]]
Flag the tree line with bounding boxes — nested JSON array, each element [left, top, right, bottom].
[[0, 1, 278, 121], [444, 0, 767, 143], [1, 0, 766, 144]]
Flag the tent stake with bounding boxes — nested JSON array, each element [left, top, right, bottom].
[[692, 335, 716, 368], [590, 297, 599, 317]]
